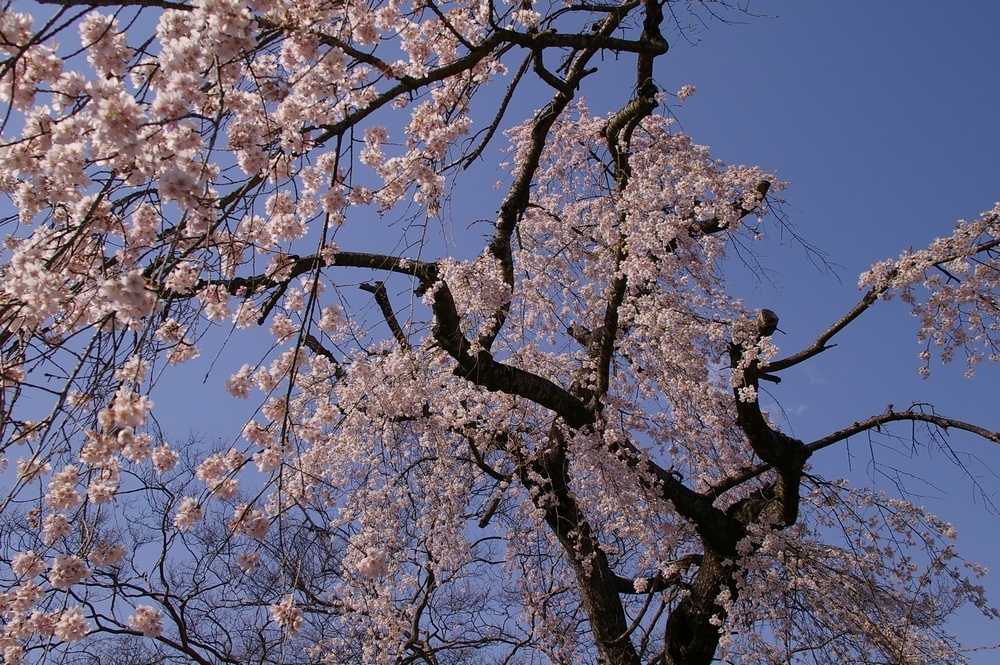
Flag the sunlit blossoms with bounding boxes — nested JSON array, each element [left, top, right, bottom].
[[87, 544, 127, 568], [355, 551, 390, 579], [53, 607, 88, 643], [127, 606, 164, 638], [48, 555, 90, 589], [229, 504, 270, 540], [859, 202, 1000, 377], [269, 595, 304, 637], [45, 466, 82, 509], [10, 553, 45, 579], [173, 497, 204, 531]]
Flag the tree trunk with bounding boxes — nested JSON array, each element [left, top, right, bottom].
[[662, 552, 735, 665], [525, 438, 641, 665]]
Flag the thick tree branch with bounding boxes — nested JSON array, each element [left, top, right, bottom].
[[311, 33, 510, 146], [612, 554, 702, 595], [428, 279, 593, 430], [601, 432, 746, 555], [37, 0, 190, 8], [494, 26, 669, 57], [190, 251, 434, 300], [728, 314, 810, 527], [584, 48, 660, 411], [301, 334, 344, 378], [662, 551, 738, 665], [515, 426, 640, 665], [635, 0, 668, 89]]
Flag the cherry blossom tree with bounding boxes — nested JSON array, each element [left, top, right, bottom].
[[0, 0, 998, 663]]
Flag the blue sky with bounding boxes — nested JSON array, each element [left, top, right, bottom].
[[656, 2, 1000, 657]]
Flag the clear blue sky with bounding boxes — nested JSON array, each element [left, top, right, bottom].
[[657, 2, 1000, 657]]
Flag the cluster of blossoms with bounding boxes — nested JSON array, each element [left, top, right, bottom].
[[195, 449, 244, 499], [269, 595, 304, 637], [859, 203, 1000, 377], [229, 503, 271, 541], [127, 606, 164, 638], [173, 497, 204, 532], [716, 485, 997, 663]]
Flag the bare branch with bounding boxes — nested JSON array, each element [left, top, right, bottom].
[[808, 405, 1000, 454], [762, 286, 882, 373], [359, 281, 410, 351]]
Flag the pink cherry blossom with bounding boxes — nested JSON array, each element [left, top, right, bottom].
[[677, 84, 697, 101], [127, 606, 164, 638], [10, 553, 46, 579], [173, 498, 203, 532], [268, 595, 303, 637], [48, 555, 90, 589], [53, 607, 88, 642], [45, 466, 82, 510], [229, 504, 270, 541], [87, 544, 127, 568], [150, 444, 179, 474], [236, 551, 260, 573], [355, 551, 389, 579]]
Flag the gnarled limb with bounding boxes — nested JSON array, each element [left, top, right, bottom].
[[710, 405, 1000, 498]]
